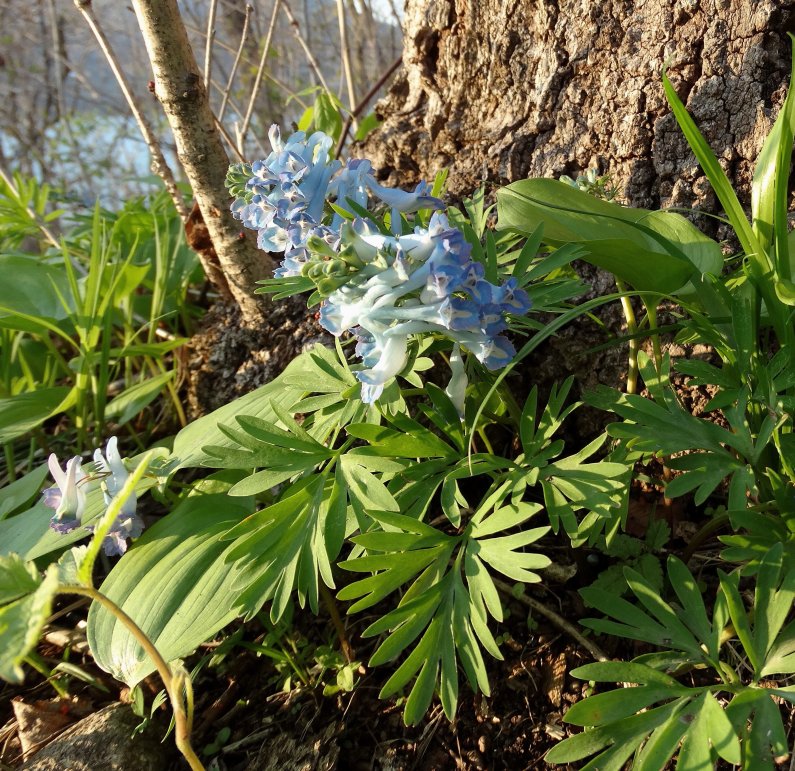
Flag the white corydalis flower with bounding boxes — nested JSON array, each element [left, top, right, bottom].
[[43, 454, 87, 533], [93, 436, 143, 556]]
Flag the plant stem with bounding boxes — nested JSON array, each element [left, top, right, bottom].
[[492, 578, 608, 662], [3, 444, 15, 483], [682, 512, 730, 563], [615, 279, 638, 393], [320, 582, 355, 663], [641, 295, 663, 375], [237, 0, 281, 154], [61, 585, 205, 771], [24, 653, 70, 698]]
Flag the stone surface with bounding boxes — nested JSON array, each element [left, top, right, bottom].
[[21, 703, 172, 771]]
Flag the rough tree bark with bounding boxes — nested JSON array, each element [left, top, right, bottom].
[[362, 0, 795, 430], [132, 0, 272, 326], [364, 0, 795, 213]]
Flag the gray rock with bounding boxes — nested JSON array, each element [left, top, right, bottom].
[[21, 703, 173, 771]]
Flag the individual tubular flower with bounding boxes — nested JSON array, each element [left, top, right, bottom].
[[42, 454, 87, 534], [92, 436, 143, 556]]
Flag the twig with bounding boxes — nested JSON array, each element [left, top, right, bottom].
[[336, 0, 358, 130], [203, 0, 218, 90], [492, 578, 609, 662], [131, 0, 272, 322], [281, 0, 333, 95], [218, 4, 251, 123], [238, 0, 281, 155], [45, 0, 94, 194], [73, 0, 189, 222], [215, 115, 246, 164], [334, 54, 401, 157]]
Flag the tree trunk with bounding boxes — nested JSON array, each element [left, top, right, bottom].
[[362, 0, 795, 435], [132, 0, 272, 326], [364, 0, 795, 219]]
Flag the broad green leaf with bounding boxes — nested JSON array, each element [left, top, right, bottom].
[[0, 464, 49, 521], [0, 387, 72, 444], [169, 351, 314, 469], [0, 254, 73, 321], [313, 91, 343, 142], [0, 568, 58, 683], [0, 553, 40, 604], [87, 493, 252, 686], [497, 179, 721, 293]]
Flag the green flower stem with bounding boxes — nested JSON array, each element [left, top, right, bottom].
[[615, 279, 639, 394], [496, 380, 524, 427], [491, 577, 608, 662], [319, 582, 354, 663], [3, 444, 15, 483], [682, 512, 730, 564], [476, 427, 495, 455], [61, 585, 205, 771]]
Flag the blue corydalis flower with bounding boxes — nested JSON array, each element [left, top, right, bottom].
[[314, 213, 530, 406], [229, 127, 530, 410], [230, 126, 442, 279]]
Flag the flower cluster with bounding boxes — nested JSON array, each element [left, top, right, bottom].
[[228, 125, 531, 410], [42, 437, 143, 556], [228, 125, 442, 279], [317, 213, 530, 407]]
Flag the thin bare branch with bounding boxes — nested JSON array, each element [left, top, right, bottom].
[[183, 19, 311, 110], [131, 0, 272, 324], [203, 0, 218, 89], [218, 3, 251, 123], [336, 0, 357, 129], [46, 0, 94, 192], [238, 0, 281, 155], [335, 54, 401, 157], [281, 0, 332, 95], [492, 578, 609, 662], [72, 0, 190, 222]]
